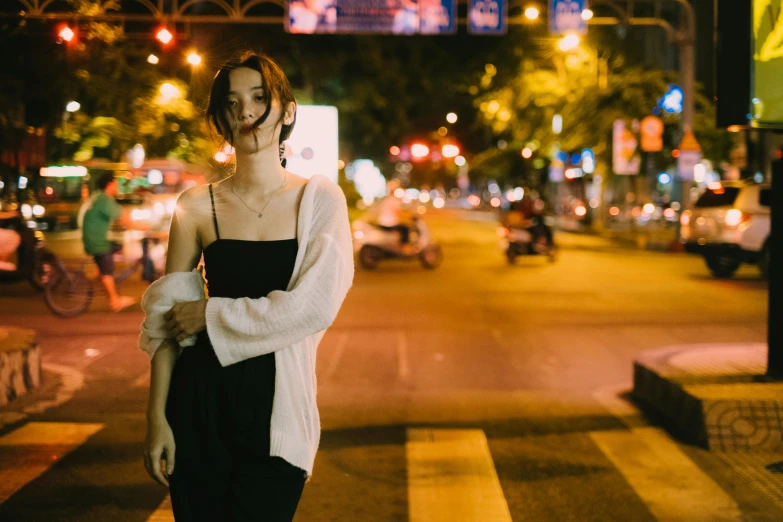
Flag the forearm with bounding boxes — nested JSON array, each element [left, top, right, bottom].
[[146, 339, 178, 421]]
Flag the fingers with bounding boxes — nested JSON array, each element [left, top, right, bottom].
[[146, 444, 170, 487]]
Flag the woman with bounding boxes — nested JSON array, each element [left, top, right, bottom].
[[140, 52, 354, 521]]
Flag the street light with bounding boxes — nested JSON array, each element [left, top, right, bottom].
[[581, 9, 594, 21], [187, 52, 202, 66], [558, 34, 581, 52], [446, 112, 458, 124], [65, 101, 80, 113], [158, 82, 182, 104], [524, 7, 540, 20], [147, 54, 160, 64]]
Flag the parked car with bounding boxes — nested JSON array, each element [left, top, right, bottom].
[[680, 181, 770, 279]]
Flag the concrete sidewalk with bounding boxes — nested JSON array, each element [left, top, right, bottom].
[[632, 343, 782, 452]]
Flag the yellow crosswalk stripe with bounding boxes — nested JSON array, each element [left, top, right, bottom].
[[0, 422, 104, 503], [146, 495, 174, 522], [590, 427, 742, 521], [406, 429, 512, 522]]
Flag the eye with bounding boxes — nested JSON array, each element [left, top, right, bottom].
[[227, 100, 237, 107], [255, 95, 267, 102]]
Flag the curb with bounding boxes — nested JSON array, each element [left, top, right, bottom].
[[0, 327, 41, 407], [632, 343, 783, 451]]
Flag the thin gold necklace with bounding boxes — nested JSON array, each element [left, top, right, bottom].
[[230, 172, 287, 219]]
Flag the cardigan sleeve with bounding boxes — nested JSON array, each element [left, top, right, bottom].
[[204, 182, 355, 367]]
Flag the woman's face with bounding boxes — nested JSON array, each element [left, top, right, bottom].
[[224, 67, 293, 154]]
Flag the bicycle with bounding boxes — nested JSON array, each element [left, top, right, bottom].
[[44, 235, 166, 317]]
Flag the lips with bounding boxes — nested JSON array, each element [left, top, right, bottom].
[[239, 125, 255, 135]]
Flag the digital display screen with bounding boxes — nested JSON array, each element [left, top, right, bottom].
[[286, 0, 456, 35]]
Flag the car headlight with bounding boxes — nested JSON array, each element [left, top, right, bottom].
[[33, 204, 45, 217], [21, 204, 32, 219]]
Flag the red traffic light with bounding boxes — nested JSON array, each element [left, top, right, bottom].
[[155, 27, 174, 45], [57, 24, 75, 43]]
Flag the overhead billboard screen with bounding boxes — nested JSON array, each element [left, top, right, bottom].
[[286, 0, 456, 34], [753, 0, 783, 127]]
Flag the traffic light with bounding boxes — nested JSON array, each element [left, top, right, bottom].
[[155, 27, 174, 46], [57, 24, 75, 44]]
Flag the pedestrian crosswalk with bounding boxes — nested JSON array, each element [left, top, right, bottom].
[[0, 422, 104, 504], [0, 421, 779, 521]]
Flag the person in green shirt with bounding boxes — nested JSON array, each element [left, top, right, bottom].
[[82, 172, 137, 312]]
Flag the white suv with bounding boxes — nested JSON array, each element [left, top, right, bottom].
[[680, 181, 770, 279]]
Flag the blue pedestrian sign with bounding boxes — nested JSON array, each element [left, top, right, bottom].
[[468, 0, 507, 35], [549, 0, 588, 35]]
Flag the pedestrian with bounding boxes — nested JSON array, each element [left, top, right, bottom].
[[140, 52, 354, 522], [81, 171, 137, 312]]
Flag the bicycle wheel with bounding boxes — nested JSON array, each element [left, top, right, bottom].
[[44, 268, 94, 317]]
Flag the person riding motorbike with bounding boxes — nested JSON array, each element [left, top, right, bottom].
[[506, 197, 553, 248]]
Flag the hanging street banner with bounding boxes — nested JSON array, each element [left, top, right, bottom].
[[549, 0, 588, 35], [612, 119, 641, 175], [468, 0, 507, 35], [286, 0, 456, 35]]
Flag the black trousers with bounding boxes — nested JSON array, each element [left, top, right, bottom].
[[166, 333, 306, 521]]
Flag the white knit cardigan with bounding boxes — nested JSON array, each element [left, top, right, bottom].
[[139, 174, 355, 477]]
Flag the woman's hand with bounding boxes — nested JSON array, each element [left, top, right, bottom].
[[164, 299, 208, 343], [144, 416, 176, 487]]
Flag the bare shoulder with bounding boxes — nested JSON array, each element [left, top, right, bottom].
[[175, 182, 211, 211], [285, 171, 309, 193]]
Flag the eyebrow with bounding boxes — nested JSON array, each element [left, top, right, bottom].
[[227, 86, 265, 95]]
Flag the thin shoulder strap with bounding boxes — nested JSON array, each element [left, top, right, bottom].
[[208, 183, 220, 240]]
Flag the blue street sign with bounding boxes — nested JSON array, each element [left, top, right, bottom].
[[549, 0, 587, 35], [659, 85, 684, 114], [468, 0, 507, 35]]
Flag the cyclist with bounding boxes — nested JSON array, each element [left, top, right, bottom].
[[81, 171, 137, 312]]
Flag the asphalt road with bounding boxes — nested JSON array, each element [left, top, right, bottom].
[[0, 209, 778, 521]]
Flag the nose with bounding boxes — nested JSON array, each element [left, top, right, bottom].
[[238, 103, 254, 122]]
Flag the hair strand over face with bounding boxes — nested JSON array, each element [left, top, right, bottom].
[[206, 52, 297, 166]]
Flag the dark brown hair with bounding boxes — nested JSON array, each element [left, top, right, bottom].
[[206, 52, 296, 166]]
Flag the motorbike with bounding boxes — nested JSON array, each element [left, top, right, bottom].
[[498, 224, 558, 264], [0, 212, 60, 290], [352, 216, 443, 270]]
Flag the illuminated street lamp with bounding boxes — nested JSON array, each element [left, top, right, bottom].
[[187, 52, 202, 66], [558, 34, 581, 52], [158, 82, 182, 104], [147, 54, 160, 65], [581, 9, 594, 20], [390, 146, 401, 156], [446, 112, 458, 124], [65, 101, 80, 113], [524, 7, 539, 20], [455, 155, 466, 167]]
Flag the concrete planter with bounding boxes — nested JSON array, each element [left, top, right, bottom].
[[0, 327, 40, 407]]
